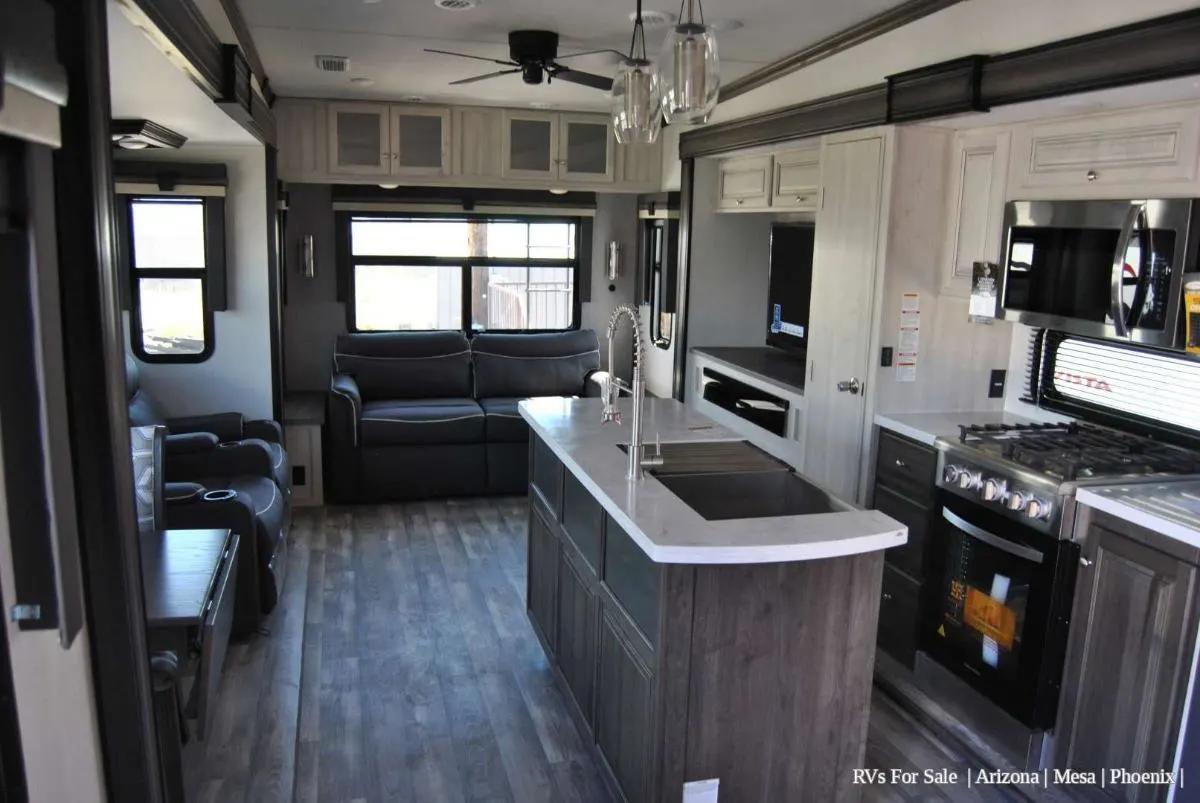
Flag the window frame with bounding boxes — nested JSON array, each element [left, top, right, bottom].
[[120, 194, 221, 364], [337, 211, 584, 335]]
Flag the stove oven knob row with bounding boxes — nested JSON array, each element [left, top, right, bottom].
[[982, 478, 1007, 502], [956, 469, 983, 491], [943, 465, 964, 485], [1025, 497, 1053, 521], [1006, 490, 1029, 512]]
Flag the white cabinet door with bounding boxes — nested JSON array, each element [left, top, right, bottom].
[[502, 111, 559, 180], [453, 107, 504, 180], [943, 130, 1010, 295], [390, 105, 451, 177], [617, 142, 662, 190], [716, 155, 772, 211], [771, 146, 821, 211], [802, 133, 887, 503], [328, 102, 391, 176], [558, 113, 615, 183], [1010, 103, 1200, 196], [275, 99, 328, 182]]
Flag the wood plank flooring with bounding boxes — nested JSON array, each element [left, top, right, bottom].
[[182, 498, 1035, 803]]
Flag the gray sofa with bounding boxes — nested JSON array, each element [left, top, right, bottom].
[[327, 330, 602, 502]]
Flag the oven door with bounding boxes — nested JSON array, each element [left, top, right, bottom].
[[919, 491, 1077, 729], [1001, 199, 1194, 348]]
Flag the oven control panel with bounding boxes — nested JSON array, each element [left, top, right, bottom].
[[938, 456, 1061, 535]]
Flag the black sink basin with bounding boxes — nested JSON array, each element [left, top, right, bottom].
[[653, 469, 846, 521]]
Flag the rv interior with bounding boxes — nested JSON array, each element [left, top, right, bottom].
[[7, 0, 1200, 801]]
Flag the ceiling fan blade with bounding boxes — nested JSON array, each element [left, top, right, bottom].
[[449, 68, 522, 86], [552, 68, 614, 92], [424, 48, 515, 67], [557, 48, 628, 60]]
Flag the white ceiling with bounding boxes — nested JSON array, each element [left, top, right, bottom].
[[241, 0, 913, 110], [107, 1, 258, 146]]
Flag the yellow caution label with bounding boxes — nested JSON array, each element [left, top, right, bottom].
[[937, 624, 946, 637]]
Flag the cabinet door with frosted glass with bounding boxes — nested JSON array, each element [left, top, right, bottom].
[[502, 111, 559, 181], [559, 114, 614, 183], [390, 105, 451, 177], [327, 103, 391, 176]]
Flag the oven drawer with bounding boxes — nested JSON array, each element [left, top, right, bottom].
[[875, 430, 937, 504], [873, 485, 930, 581], [877, 564, 920, 669]]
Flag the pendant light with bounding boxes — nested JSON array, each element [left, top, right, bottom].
[[611, 0, 662, 145], [658, 0, 719, 124]]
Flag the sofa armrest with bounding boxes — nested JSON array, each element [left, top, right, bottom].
[[164, 432, 219, 455], [164, 482, 207, 504], [244, 419, 283, 443], [164, 441, 274, 483], [330, 374, 362, 418], [329, 374, 362, 446], [165, 412, 244, 442], [584, 370, 610, 398]]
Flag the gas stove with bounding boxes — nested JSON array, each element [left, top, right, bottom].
[[934, 421, 1200, 537]]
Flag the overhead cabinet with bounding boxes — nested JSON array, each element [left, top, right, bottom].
[[716, 144, 820, 213], [771, 145, 821, 210], [328, 102, 451, 178], [717, 155, 773, 210], [502, 111, 614, 184], [943, 129, 1010, 295]]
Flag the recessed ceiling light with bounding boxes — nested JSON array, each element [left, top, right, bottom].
[[379, 183, 400, 190], [350, 77, 375, 86], [400, 95, 426, 103], [707, 18, 743, 32], [548, 188, 569, 195], [434, 0, 477, 9], [631, 9, 675, 28]]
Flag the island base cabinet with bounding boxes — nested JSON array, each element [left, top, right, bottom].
[[557, 547, 598, 732], [596, 602, 655, 803], [527, 504, 560, 656]]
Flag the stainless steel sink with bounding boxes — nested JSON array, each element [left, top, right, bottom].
[[618, 440, 849, 521]]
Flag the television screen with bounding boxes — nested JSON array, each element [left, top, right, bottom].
[[765, 223, 815, 357]]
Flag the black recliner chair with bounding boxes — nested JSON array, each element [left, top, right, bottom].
[[132, 423, 288, 634], [125, 354, 292, 499]]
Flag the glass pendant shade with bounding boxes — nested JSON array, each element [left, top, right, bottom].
[[611, 59, 662, 145], [658, 23, 719, 125]]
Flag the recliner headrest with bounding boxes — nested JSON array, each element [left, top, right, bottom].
[[125, 353, 140, 401]]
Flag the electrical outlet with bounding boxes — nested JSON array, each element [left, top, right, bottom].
[[881, 347, 894, 367], [988, 369, 1006, 399]]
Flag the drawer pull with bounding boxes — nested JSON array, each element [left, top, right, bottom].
[[1086, 169, 1098, 181], [735, 198, 745, 206], [894, 458, 907, 468], [1080, 557, 1094, 568], [882, 592, 894, 602]]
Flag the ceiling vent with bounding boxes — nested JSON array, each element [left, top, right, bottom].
[[315, 55, 351, 72], [434, 0, 477, 10]]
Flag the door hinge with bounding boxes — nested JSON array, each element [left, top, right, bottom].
[[818, 186, 825, 210]]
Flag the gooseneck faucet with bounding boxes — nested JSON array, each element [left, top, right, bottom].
[[602, 305, 662, 480]]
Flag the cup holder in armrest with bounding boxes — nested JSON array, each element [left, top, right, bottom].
[[202, 489, 237, 503], [217, 441, 241, 449]]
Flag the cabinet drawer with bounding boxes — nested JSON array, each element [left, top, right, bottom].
[[562, 472, 602, 575], [1013, 104, 1200, 192], [717, 156, 772, 211], [875, 430, 938, 504], [873, 485, 930, 581], [602, 515, 661, 650], [530, 436, 563, 518], [877, 564, 920, 669]]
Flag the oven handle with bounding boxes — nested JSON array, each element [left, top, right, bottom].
[[942, 508, 1045, 565], [1110, 201, 1145, 339]]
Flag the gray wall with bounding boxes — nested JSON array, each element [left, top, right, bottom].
[[281, 186, 639, 392]]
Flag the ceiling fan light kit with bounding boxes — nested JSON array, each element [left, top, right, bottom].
[[611, 0, 662, 145], [658, 0, 720, 124]]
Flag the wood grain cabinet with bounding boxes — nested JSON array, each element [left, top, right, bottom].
[[328, 102, 451, 178], [1055, 508, 1200, 803], [771, 145, 821, 211], [452, 106, 504, 180], [527, 501, 560, 655], [502, 111, 614, 184], [596, 601, 655, 803], [275, 99, 328, 182], [716, 155, 773, 211], [942, 129, 1010, 296]]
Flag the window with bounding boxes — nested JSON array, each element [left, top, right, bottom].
[[125, 197, 219, 362], [343, 215, 581, 333], [1029, 330, 1200, 441]]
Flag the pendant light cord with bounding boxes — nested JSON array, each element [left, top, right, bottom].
[[628, 0, 649, 62], [676, 0, 706, 25]]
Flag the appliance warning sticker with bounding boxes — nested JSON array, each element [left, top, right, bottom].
[[897, 293, 920, 382]]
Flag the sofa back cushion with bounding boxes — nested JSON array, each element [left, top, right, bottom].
[[334, 332, 472, 400], [471, 330, 600, 399], [126, 353, 166, 427]]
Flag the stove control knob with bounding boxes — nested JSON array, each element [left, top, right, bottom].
[[1025, 497, 1053, 521], [1007, 491, 1029, 512], [957, 470, 982, 491], [983, 478, 1008, 502], [943, 464, 964, 485]]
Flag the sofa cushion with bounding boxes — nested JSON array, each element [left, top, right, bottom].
[[334, 332, 472, 401], [479, 397, 530, 443], [359, 398, 485, 446], [471, 331, 599, 399]]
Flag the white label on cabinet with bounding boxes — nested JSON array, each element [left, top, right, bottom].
[[683, 778, 719, 803], [897, 292, 920, 382]]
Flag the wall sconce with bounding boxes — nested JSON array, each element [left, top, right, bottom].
[[300, 234, 316, 279], [607, 241, 622, 282]]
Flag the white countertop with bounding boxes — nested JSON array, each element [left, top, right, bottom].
[[874, 410, 1045, 447], [1076, 482, 1200, 550], [520, 396, 907, 565]]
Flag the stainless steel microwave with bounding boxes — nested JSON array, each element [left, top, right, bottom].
[[1001, 199, 1200, 349]]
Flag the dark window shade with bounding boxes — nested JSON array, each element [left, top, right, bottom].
[[115, 194, 227, 312]]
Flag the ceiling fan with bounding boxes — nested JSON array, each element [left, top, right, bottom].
[[425, 30, 623, 92]]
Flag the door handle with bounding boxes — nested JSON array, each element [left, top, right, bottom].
[[1110, 201, 1145, 339], [836, 377, 862, 395]]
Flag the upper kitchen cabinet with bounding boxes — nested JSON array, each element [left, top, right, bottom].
[[717, 155, 773, 211], [771, 145, 821, 211], [618, 142, 662, 187], [389, 105, 451, 177], [328, 102, 392, 176], [502, 111, 614, 184], [942, 129, 1010, 296], [275, 99, 328, 183], [1009, 102, 1200, 199], [558, 114, 614, 183], [503, 111, 560, 180], [453, 106, 504, 181]]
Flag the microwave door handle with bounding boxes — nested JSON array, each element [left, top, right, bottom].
[[942, 508, 1045, 564], [1111, 202, 1145, 339]]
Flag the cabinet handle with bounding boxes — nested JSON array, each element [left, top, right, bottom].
[[795, 194, 807, 203], [736, 199, 745, 206], [1079, 557, 1094, 567], [382, 152, 389, 160], [894, 458, 907, 468], [882, 592, 894, 602], [1086, 170, 1098, 181]]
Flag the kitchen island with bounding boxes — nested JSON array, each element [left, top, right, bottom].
[[518, 396, 907, 803]]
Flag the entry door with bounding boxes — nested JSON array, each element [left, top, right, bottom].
[[801, 132, 886, 502]]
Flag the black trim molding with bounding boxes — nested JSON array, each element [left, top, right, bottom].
[[682, 7, 1200, 159], [111, 119, 187, 150], [113, 158, 228, 188]]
